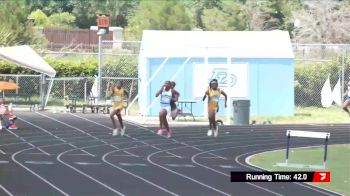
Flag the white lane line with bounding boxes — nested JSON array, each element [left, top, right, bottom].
[[181, 142, 202, 151], [0, 161, 9, 164], [67, 144, 95, 157], [38, 112, 126, 156], [18, 117, 60, 139], [217, 165, 237, 169], [26, 153, 54, 155], [72, 114, 237, 195], [156, 155, 182, 158], [25, 161, 54, 165], [118, 163, 148, 167], [201, 156, 226, 159], [57, 150, 125, 196], [102, 145, 179, 196], [12, 149, 69, 196], [0, 150, 6, 155], [145, 143, 162, 150], [165, 164, 195, 168], [21, 116, 95, 157], [120, 118, 236, 195], [69, 113, 139, 141], [191, 142, 299, 196], [75, 162, 102, 166], [123, 150, 139, 157], [147, 150, 231, 196], [74, 115, 290, 195], [111, 154, 140, 157], [207, 153, 227, 160], [36, 112, 101, 140], [68, 153, 97, 156], [58, 140, 176, 195], [5, 129, 50, 156], [166, 152, 182, 159], [0, 184, 13, 196]]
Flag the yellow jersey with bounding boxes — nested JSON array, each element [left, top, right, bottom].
[[208, 88, 222, 112], [110, 87, 125, 110]]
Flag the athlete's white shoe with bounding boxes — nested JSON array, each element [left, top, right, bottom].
[[112, 129, 118, 136], [120, 126, 126, 136], [207, 129, 213, 136], [214, 126, 219, 137]]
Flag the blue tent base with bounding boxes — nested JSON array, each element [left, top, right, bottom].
[[274, 162, 326, 170]]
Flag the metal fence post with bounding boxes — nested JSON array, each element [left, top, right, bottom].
[[84, 79, 87, 102], [98, 35, 103, 100]]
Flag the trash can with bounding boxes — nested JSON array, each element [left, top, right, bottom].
[[233, 100, 250, 125]]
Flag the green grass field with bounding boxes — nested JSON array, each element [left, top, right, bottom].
[[251, 106, 350, 124], [249, 144, 350, 195], [174, 106, 349, 124]]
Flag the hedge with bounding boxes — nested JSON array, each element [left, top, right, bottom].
[[0, 56, 138, 77]]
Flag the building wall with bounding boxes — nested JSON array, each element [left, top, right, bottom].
[[138, 57, 294, 117]]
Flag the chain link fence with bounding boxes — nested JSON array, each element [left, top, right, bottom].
[[293, 44, 350, 108], [46, 77, 138, 106], [0, 74, 41, 104]]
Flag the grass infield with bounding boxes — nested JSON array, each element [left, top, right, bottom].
[[248, 144, 350, 195]]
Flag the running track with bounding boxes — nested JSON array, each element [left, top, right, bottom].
[[0, 111, 349, 196]]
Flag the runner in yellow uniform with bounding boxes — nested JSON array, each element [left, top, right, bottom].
[[203, 79, 227, 137], [109, 81, 128, 136]]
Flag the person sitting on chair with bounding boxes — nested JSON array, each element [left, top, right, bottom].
[[0, 99, 18, 130]]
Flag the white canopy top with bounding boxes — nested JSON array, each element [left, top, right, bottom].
[[0, 45, 56, 77], [140, 30, 294, 58]]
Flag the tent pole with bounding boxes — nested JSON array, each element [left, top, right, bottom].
[[44, 78, 54, 107], [40, 74, 45, 110]]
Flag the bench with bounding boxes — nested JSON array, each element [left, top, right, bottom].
[[67, 96, 128, 114], [176, 100, 196, 121]]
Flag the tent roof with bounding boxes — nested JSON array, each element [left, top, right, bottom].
[[0, 45, 56, 77], [140, 30, 294, 58]]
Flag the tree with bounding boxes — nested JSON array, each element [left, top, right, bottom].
[[202, 0, 246, 31], [125, 0, 194, 40], [28, 9, 49, 27], [70, 0, 140, 29], [70, 0, 97, 28], [47, 12, 76, 28], [240, 1, 268, 30], [25, 0, 74, 15], [92, 0, 140, 28], [0, 23, 19, 46], [0, 1, 47, 48], [291, 0, 350, 43], [239, 0, 300, 31], [180, 0, 222, 29], [259, 0, 300, 30]]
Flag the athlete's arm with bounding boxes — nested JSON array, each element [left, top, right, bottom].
[[124, 90, 129, 99], [171, 89, 179, 102], [108, 87, 113, 97], [155, 85, 164, 97], [202, 90, 209, 101], [221, 90, 228, 108]]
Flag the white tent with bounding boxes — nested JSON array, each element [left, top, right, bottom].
[[0, 45, 56, 108], [0, 45, 56, 77]]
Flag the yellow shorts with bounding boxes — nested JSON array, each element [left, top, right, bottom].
[[113, 102, 124, 110], [208, 102, 218, 113]]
